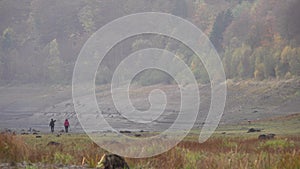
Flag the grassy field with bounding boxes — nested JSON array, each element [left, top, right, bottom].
[[0, 114, 300, 169]]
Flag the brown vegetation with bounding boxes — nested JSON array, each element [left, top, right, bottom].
[[0, 133, 299, 168], [0, 133, 29, 163]]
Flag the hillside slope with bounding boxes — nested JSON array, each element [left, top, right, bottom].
[[0, 78, 299, 132]]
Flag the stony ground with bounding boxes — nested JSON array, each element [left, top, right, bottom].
[[0, 78, 299, 133]]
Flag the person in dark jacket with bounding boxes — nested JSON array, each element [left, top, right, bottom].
[[49, 119, 56, 133], [64, 119, 70, 133]]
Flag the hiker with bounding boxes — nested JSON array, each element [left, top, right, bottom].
[[64, 119, 70, 133], [49, 119, 56, 133]]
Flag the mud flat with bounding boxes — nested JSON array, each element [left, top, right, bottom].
[[0, 78, 299, 133]]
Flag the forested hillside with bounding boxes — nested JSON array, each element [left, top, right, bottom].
[[0, 0, 299, 85]]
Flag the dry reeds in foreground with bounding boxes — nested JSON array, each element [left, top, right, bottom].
[[127, 137, 300, 169], [0, 133, 299, 169], [0, 133, 29, 163]]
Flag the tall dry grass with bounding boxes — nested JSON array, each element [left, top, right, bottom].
[[0, 133, 29, 163], [0, 133, 299, 169], [127, 137, 300, 169]]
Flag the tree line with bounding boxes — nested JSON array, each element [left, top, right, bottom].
[[0, 0, 299, 85]]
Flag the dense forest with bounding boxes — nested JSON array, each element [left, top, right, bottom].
[[0, 0, 299, 85]]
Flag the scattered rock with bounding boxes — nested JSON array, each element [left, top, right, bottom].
[[47, 141, 61, 146], [0, 163, 9, 168], [258, 134, 267, 139], [32, 129, 39, 133], [267, 133, 276, 139], [10, 161, 17, 167], [247, 128, 261, 133], [258, 133, 276, 140], [5, 129, 12, 133]]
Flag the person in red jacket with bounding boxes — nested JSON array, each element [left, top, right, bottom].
[[64, 119, 70, 133]]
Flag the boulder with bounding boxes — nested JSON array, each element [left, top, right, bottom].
[[134, 134, 141, 137], [97, 154, 129, 169], [258, 134, 267, 140], [258, 133, 276, 140], [247, 128, 261, 133], [47, 141, 61, 146]]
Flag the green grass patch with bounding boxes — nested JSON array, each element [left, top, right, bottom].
[[259, 139, 295, 150], [1, 114, 300, 168]]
